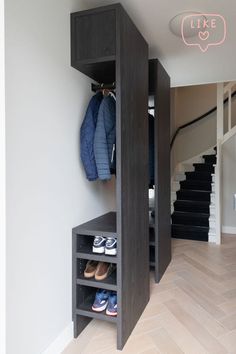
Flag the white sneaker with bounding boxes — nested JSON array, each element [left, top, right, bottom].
[[105, 237, 117, 256], [92, 236, 106, 253]]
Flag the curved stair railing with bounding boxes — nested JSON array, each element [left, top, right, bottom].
[[171, 89, 236, 149]]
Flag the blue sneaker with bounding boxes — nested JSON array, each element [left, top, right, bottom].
[[92, 289, 110, 312], [105, 237, 117, 256], [93, 236, 106, 254], [106, 292, 117, 316]]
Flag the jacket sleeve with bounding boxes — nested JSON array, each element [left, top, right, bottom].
[[94, 100, 111, 180], [80, 95, 101, 181]]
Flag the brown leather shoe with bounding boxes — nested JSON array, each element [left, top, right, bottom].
[[95, 262, 115, 281], [84, 260, 98, 278]]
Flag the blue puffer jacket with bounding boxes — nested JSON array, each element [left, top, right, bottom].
[[94, 95, 116, 180], [80, 92, 103, 181]]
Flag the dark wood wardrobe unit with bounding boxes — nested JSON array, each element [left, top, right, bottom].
[[149, 59, 171, 283], [71, 4, 149, 350]]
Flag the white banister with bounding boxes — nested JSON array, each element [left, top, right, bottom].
[[217, 83, 224, 140], [228, 89, 232, 130], [215, 81, 236, 244], [215, 138, 222, 245]]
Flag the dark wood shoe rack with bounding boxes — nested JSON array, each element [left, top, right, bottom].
[[72, 212, 117, 325]]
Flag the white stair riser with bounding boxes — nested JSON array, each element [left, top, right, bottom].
[[209, 235, 217, 243], [172, 181, 180, 192], [175, 173, 186, 182], [171, 191, 177, 202], [209, 220, 216, 228], [210, 205, 216, 215], [179, 163, 194, 172]]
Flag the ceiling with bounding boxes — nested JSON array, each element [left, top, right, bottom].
[[82, 0, 236, 87]]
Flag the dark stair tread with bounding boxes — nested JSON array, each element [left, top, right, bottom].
[[202, 154, 217, 162], [185, 171, 212, 181], [172, 210, 210, 218], [174, 200, 210, 213], [171, 211, 209, 226], [194, 162, 215, 166], [180, 180, 212, 191], [193, 163, 215, 172], [177, 189, 211, 201], [171, 224, 209, 242]]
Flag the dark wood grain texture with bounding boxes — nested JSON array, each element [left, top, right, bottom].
[[151, 59, 171, 282], [71, 4, 149, 350], [116, 6, 149, 350], [71, 6, 117, 83], [73, 212, 117, 237], [72, 232, 92, 337]]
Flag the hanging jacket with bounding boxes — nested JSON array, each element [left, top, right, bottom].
[[94, 95, 116, 180], [80, 92, 103, 181], [149, 114, 155, 188]]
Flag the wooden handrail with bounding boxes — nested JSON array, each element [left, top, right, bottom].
[[170, 90, 236, 149]]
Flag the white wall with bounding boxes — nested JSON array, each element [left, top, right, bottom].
[[5, 1, 116, 354], [171, 84, 217, 168], [0, 0, 6, 352], [172, 83, 236, 168], [222, 135, 236, 230]]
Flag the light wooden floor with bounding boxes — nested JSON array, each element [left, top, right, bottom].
[[63, 235, 236, 354]]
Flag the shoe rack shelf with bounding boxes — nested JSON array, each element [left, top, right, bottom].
[[75, 293, 117, 324], [74, 212, 118, 263], [76, 271, 117, 291], [72, 212, 118, 335]]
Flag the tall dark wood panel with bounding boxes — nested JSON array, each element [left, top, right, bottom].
[[71, 4, 149, 350], [116, 8, 149, 348], [149, 59, 171, 282]]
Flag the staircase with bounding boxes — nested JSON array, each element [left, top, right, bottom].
[[171, 149, 217, 242]]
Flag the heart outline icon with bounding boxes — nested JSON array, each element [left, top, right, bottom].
[[199, 31, 210, 41]]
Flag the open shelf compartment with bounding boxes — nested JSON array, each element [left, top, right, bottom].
[[76, 258, 117, 291], [76, 286, 117, 324]]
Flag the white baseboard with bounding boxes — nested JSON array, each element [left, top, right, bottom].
[[42, 322, 73, 354], [222, 226, 236, 235]]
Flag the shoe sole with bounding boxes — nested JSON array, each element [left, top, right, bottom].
[[105, 248, 117, 256], [106, 309, 117, 316], [84, 272, 96, 278], [92, 247, 105, 254], [95, 271, 109, 281], [92, 301, 108, 312]]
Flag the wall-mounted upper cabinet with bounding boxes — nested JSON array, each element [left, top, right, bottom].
[[71, 6, 118, 83]]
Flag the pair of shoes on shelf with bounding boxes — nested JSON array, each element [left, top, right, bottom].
[[92, 289, 117, 316], [84, 261, 116, 281], [93, 236, 117, 256]]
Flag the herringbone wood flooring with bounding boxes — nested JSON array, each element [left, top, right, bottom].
[[63, 235, 236, 354]]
